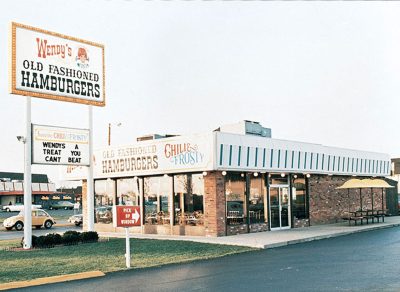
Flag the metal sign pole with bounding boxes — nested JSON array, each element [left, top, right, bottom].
[[87, 105, 95, 231], [125, 227, 131, 268], [23, 96, 32, 249]]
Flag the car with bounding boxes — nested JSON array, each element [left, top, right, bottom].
[[398, 196, 400, 215], [2, 203, 42, 212], [48, 201, 74, 210], [3, 209, 56, 231], [68, 214, 83, 227]]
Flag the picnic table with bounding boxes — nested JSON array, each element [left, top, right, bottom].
[[343, 209, 387, 226]]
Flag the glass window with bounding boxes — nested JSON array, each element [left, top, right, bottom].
[[225, 173, 246, 225], [144, 176, 172, 225], [292, 175, 308, 219], [249, 177, 266, 224], [270, 174, 288, 185], [5, 182, 14, 191], [94, 179, 115, 224], [173, 174, 204, 226], [117, 178, 141, 206], [14, 182, 23, 191], [40, 183, 48, 191]]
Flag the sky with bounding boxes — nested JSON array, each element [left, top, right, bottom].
[[1, 1, 400, 187]]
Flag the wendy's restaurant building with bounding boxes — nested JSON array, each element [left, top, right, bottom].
[[66, 121, 395, 237]]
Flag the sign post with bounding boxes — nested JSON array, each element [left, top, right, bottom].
[[125, 227, 131, 268], [23, 97, 32, 249], [87, 106, 94, 231], [114, 206, 141, 268]]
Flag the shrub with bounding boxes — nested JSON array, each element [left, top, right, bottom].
[[20, 231, 97, 249], [36, 235, 54, 248], [81, 231, 99, 243], [62, 230, 81, 245], [47, 233, 62, 245], [20, 236, 38, 248]]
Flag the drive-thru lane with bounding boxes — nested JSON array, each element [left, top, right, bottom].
[[12, 226, 400, 292]]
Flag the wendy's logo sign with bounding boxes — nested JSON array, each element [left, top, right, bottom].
[[36, 37, 72, 59], [76, 47, 89, 69], [164, 143, 204, 166]]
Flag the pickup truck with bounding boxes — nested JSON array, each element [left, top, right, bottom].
[[2, 203, 42, 212]]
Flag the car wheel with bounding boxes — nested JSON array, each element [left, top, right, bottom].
[[44, 220, 53, 229], [5, 208, 10, 212], [75, 222, 82, 227], [15, 221, 24, 231], [65, 207, 68, 210], [49, 207, 53, 210], [5, 227, 12, 231]]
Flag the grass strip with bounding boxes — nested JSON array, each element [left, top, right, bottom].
[[0, 238, 255, 284]]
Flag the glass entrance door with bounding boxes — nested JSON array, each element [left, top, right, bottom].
[[269, 185, 290, 230]]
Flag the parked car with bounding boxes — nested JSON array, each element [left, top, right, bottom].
[[48, 201, 74, 210], [398, 196, 400, 215], [68, 214, 83, 227], [2, 203, 42, 212], [3, 209, 56, 231]]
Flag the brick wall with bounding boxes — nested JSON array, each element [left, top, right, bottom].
[[308, 175, 386, 225], [204, 172, 226, 236]]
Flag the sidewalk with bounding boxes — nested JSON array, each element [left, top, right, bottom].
[[99, 216, 400, 249]]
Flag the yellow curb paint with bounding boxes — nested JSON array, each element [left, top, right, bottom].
[[0, 271, 105, 291]]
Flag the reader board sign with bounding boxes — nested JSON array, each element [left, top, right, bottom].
[[113, 206, 141, 227], [32, 124, 90, 166], [10, 22, 105, 106]]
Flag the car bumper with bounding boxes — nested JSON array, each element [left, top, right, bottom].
[[3, 221, 14, 228]]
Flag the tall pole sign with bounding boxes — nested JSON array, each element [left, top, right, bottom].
[[9, 22, 105, 249]]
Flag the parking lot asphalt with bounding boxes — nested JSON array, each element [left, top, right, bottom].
[[10, 225, 400, 292], [0, 209, 81, 236], [1, 216, 400, 291]]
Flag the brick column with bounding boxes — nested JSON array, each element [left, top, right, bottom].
[[82, 180, 88, 231], [204, 171, 226, 237]]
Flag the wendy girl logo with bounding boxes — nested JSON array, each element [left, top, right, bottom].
[[164, 143, 204, 166], [76, 47, 89, 69]]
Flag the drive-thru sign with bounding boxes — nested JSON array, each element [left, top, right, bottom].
[[113, 205, 141, 268], [114, 206, 141, 227]]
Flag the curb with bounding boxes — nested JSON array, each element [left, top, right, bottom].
[[0, 271, 105, 291], [262, 222, 400, 249]]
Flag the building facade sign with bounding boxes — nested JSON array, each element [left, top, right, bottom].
[[62, 133, 214, 180], [32, 124, 90, 166], [10, 22, 105, 106], [94, 133, 214, 178]]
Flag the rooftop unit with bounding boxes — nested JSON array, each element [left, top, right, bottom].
[[136, 134, 178, 142], [217, 120, 272, 138]]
